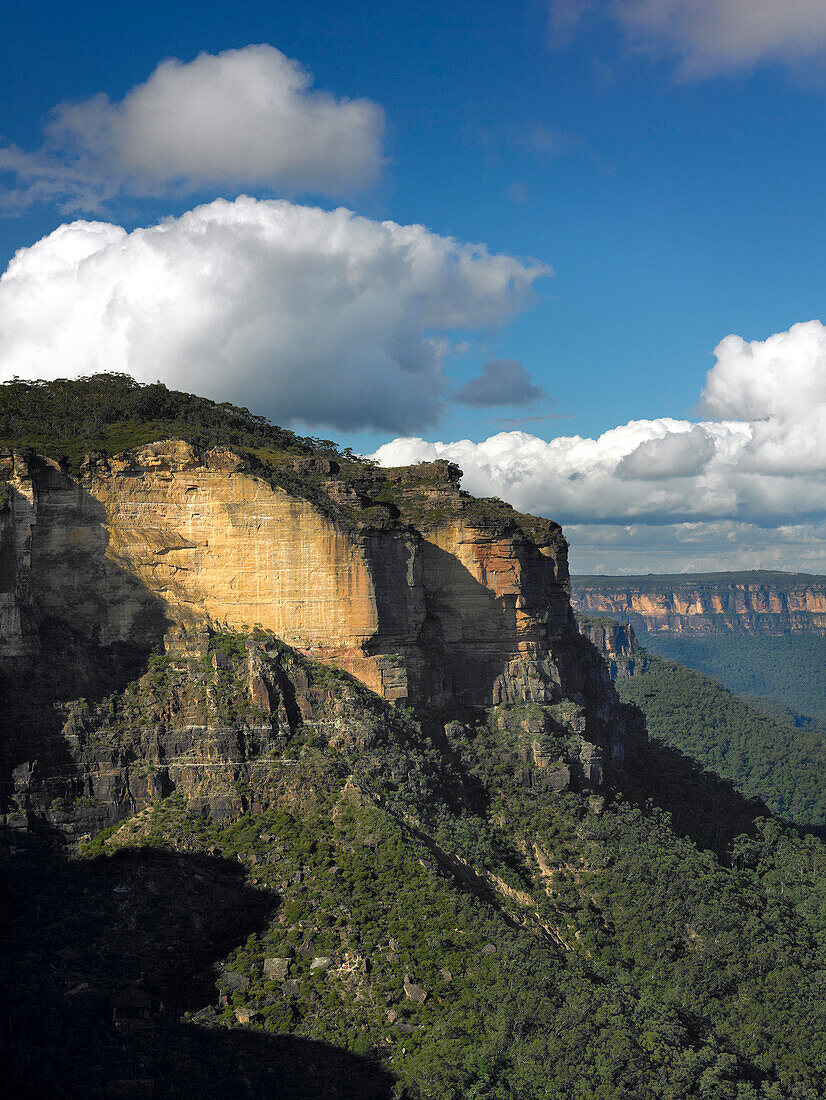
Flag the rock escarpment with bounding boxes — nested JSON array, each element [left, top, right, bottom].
[[572, 571, 826, 637], [1, 442, 574, 708], [1, 438, 628, 827], [11, 625, 630, 839], [576, 617, 649, 680]]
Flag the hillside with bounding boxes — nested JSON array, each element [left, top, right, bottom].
[[3, 376, 826, 1098], [635, 631, 826, 723], [572, 571, 826, 721], [7, 624, 826, 1098], [616, 654, 826, 829], [579, 615, 826, 830]]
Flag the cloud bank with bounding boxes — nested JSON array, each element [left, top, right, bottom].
[[549, 0, 826, 78], [373, 320, 826, 571], [0, 197, 549, 434], [0, 45, 385, 210]]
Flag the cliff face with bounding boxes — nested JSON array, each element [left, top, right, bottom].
[[1, 439, 631, 827], [576, 617, 649, 679], [0, 441, 574, 709], [572, 572, 826, 636]]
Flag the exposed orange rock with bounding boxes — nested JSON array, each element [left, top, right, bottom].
[[0, 440, 576, 709], [572, 572, 826, 636]]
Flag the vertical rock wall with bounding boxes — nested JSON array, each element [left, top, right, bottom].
[[1, 441, 582, 711], [572, 573, 826, 636]]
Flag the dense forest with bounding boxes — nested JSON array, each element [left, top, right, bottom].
[[0, 373, 341, 469], [639, 631, 826, 723], [616, 654, 826, 830], [5, 630, 826, 1097]]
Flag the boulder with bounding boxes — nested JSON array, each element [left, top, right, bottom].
[[222, 970, 249, 993], [403, 978, 427, 1003], [191, 1006, 217, 1025], [263, 957, 291, 981]]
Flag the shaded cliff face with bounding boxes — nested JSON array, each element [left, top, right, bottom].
[[9, 625, 630, 839], [576, 616, 649, 680], [572, 571, 826, 636], [0, 440, 575, 712]]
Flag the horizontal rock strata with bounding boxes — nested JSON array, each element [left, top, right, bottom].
[[572, 572, 826, 636], [1, 441, 577, 709]]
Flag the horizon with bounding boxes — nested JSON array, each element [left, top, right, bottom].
[[2, 2, 826, 572]]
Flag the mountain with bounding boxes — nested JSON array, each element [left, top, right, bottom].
[[4, 377, 826, 1099], [572, 572, 826, 721]]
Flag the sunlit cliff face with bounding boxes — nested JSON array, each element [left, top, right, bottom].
[[0, 441, 578, 710], [571, 575, 826, 636]]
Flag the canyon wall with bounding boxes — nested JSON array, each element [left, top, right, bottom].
[[576, 616, 649, 679], [1, 439, 633, 828], [0, 441, 577, 710], [571, 572, 826, 636]]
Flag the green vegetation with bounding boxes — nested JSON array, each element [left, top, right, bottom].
[[638, 630, 826, 722], [616, 654, 826, 829], [0, 373, 555, 539], [42, 629, 826, 1097], [0, 373, 340, 471]]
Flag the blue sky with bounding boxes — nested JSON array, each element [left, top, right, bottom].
[[2, 1, 826, 571]]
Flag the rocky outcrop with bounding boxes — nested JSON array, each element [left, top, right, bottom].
[[576, 617, 649, 679], [0, 439, 632, 830], [7, 624, 630, 839], [572, 571, 826, 637], [13, 632, 379, 838], [0, 441, 574, 710]]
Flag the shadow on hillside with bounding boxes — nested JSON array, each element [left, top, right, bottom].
[[613, 700, 767, 857], [0, 459, 170, 816], [1, 831, 396, 1100], [567, 633, 768, 857]]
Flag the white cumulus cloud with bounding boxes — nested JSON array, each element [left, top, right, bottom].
[[549, 0, 826, 78], [0, 45, 385, 210], [0, 196, 549, 434], [373, 319, 826, 571]]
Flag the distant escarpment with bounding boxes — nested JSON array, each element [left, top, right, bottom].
[[572, 570, 826, 636]]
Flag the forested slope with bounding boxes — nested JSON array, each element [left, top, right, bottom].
[[5, 630, 826, 1098], [639, 631, 826, 722], [616, 654, 826, 829]]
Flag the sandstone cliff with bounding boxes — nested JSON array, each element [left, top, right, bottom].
[[572, 571, 826, 636], [0, 437, 627, 826], [576, 616, 649, 679], [1, 442, 578, 708]]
